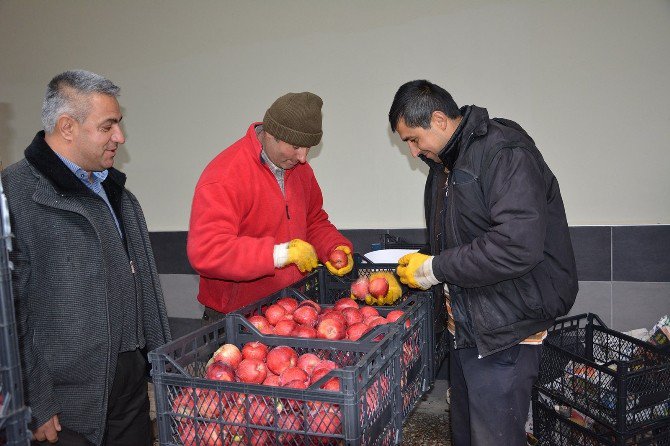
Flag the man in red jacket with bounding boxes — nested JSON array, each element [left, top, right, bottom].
[[188, 92, 354, 323]]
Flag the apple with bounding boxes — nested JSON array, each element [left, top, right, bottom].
[[263, 304, 286, 325], [262, 373, 281, 387], [321, 377, 341, 391], [178, 422, 199, 446], [201, 422, 223, 446], [247, 315, 273, 334], [350, 277, 369, 300], [276, 297, 299, 313], [279, 366, 309, 386], [328, 249, 348, 269], [366, 316, 387, 328], [386, 309, 410, 328], [308, 409, 342, 441], [298, 300, 321, 313], [266, 346, 298, 375], [346, 322, 370, 341], [297, 353, 321, 375], [319, 311, 347, 327], [341, 307, 364, 325], [221, 405, 246, 440], [207, 343, 242, 369], [205, 361, 235, 382], [334, 297, 359, 311], [368, 277, 389, 297], [293, 305, 319, 327], [292, 324, 317, 338], [172, 389, 197, 417], [241, 341, 269, 361], [273, 319, 297, 336], [359, 306, 379, 320], [236, 358, 268, 384], [248, 399, 274, 426], [316, 318, 346, 340], [277, 412, 302, 443]]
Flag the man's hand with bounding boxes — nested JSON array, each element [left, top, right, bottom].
[[396, 252, 439, 290], [33, 414, 61, 443], [274, 239, 318, 273], [325, 245, 354, 276], [368, 271, 403, 305]]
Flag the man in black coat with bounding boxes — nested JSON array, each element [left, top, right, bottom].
[[2, 70, 171, 445], [390, 80, 578, 446]]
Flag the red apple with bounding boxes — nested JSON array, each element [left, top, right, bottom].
[[297, 353, 322, 375], [321, 377, 341, 391], [350, 277, 369, 299], [359, 306, 380, 319], [386, 309, 410, 328], [309, 409, 342, 440], [341, 307, 364, 325], [292, 305, 319, 327], [266, 346, 298, 375], [222, 405, 245, 440], [178, 422, 199, 446], [205, 361, 236, 382], [262, 373, 281, 387], [276, 297, 299, 313], [280, 366, 309, 386], [316, 318, 346, 340], [366, 316, 387, 328], [368, 277, 389, 297], [334, 297, 359, 311], [264, 304, 287, 325], [311, 360, 337, 384], [247, 315, 272, 334], [248, 399, 274, 425], [207, 343, 242, 369], [201, 422, 223, 446], [319, 311, 347, 327], [328, 249, 348, 269], [298, 300, 321, 313], [172, 389, 197, 417], [273, 319, 297, 336], [277, 412, 302, 443], [346, 322, 370, 341], [236, 358, 268, 384], [241, 341, 269, 361], [292, 324, 317, 338]]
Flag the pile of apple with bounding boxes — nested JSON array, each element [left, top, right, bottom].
[[245, 296, 406, 342], [172, 341, 390, 445]]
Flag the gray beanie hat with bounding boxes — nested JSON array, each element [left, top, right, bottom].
[[263, 92, 323, 147]]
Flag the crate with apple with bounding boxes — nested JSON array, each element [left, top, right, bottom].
[[229, 286, 433, 426], [149, 319, 401, 445]]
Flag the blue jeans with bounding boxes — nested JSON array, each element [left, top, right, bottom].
[[450, 344, 542, 446]]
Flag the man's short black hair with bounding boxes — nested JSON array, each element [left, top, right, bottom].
[[389, 80, 460, 132]]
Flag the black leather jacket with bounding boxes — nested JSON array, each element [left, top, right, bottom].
[[422, 106, 578, 357]]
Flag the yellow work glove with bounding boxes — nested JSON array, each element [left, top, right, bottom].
[[368, 271, 403, 305], [396, 252, 439, 290], [325, 245, 354, 276], [274, 239, 318, 273]]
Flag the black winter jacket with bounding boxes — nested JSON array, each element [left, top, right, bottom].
[[423, 106, 578, 357]]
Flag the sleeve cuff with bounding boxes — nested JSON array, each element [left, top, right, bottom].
[[416, 255, 440, 289], [273, 243, 289, 268]]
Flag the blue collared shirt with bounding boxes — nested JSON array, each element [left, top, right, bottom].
[[55, 153, 122, 236]]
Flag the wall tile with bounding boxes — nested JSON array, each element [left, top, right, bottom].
[[612, 282, 670, 332], [569, 226, 611, 281], [159, 274, 202, 319], [149, 232, 193, 274], [613, 225, 670, 282], [568, 281, 612, 326]]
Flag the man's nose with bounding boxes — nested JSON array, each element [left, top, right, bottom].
[[296, 147, 309, 163], [409, 144, 421, 158], [112, 125, 126, 144]]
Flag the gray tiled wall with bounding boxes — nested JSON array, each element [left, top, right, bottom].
[[152, 225, 670, 338]]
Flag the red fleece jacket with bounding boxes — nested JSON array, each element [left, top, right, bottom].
[[187, 123, 352, 313]]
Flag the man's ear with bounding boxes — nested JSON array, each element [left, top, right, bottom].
[[431, 111, 449, 131], [55, 115, 76, 142]]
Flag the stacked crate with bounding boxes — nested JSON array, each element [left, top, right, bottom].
[[533, 313, 670, 446], [228, 279, 433, 430], [150, 320, 401, 445], [0, 179, 30, 446]]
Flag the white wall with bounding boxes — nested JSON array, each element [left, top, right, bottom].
[[1, 0, 668, 230]]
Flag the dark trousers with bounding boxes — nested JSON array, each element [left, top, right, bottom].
[[449, 344, 542, 446], [32, 349, 151, 446]]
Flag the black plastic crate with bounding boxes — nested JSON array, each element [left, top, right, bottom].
[[294, 264, 448, 384], [227, 286, 433, 426], [537, 313, 670, 434], [0, 178, 30, 446], [379, 233, 425, 251], [149, 319, 401, 445], [533, 389, 670, 446]]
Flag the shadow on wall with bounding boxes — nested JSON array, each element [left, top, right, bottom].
[[114, 105, 131, 170], [387, 124, 430, 177], [0, 103, 14, 168]]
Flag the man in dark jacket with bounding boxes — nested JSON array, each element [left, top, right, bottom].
[[2, 70, 171, 445], [390, 80, 578, 446]]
